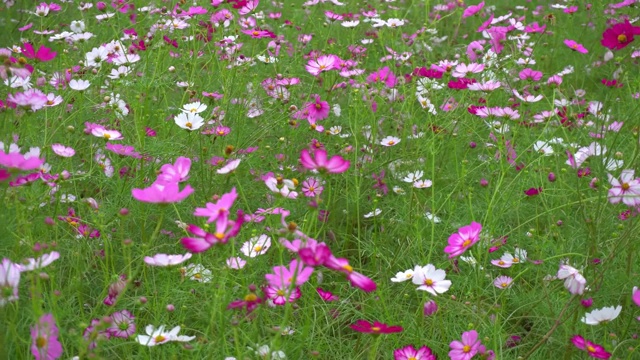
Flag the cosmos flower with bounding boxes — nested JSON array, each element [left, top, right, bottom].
[[571, 335, 611, 359], [393, 345, 436, 360], [411, 264, 452, 296], [601, 20, 640, 50], [350, 320, 403, 334], [581, 306, 622, 325], [136, 325, 195, 346], [31, 314, 63, 360], [444, 222, 482, 258]]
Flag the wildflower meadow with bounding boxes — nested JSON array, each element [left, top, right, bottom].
[[2, 0, 640, 359]]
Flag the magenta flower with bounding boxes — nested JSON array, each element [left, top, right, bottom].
[[524, 187, 543, 196], [305, 54, 339, 76], [632, 286, 640, 307], [366, 66, 397, 88], [444, 222, 482, 258], [564, 39, 588, 53], [571, 335, 611, 359], [316, 287, 339, 302], [132, 181, 194, 204], [601, 19, 640, 50], [21, 43, 57, 62], [607, 169, 640, 206], [193, 187, 238, 223], [31, 314, 63, 360], [300, 148, 350, 174], [423, 300, 438, 316], [323, 256, 376, 292], [393, 344, 436, 360], [305, 95, 330, 121], [105, 143, 141, 158], [299, 242, 331, 266], [181, 211, 244, 252], [449, 330, 481, 360], [263, 284, 301, 305], [108, 310, 136, 338], [462, 1, 484, 18], [350, 320, 403, 334]]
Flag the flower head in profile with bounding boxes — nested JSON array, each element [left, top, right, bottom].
[[633, 286, 640, 307], [564, 39, 588, 53], [350, 320, 403, 334], [571, 335, 611, 359], [300, 148, 350, 174], [0, 258, 20, 306], [132, 181, 194, 204], [393, 344, 436, 360], [193, 187, 238, 223], [143, 253, 192, 266], [136, 325, 195, 346], [444, 222, 482, 258], [31, 314, 63, 360], [581, 306, 622, 325]]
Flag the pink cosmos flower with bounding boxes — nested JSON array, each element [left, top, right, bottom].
[[423, 300, 438, 316], [300, 148, 350, 174], [601, 20, 640, 50], [299, 242, 332, 266], [323, 256, 376, 292], [557, 264, 586, 295], [1, 258, 20, 306], [143, 253, 193, 266], [51, 144, 75, 157], [265, 259, 314, 288], [451, 62, 485, 78], [571, 335, 611, 359], [305, 54, 338, 76], [564, 39, 588, 53], [366, 66, 397, 88], [157, 157, 191, 183], [131, 181, 194, 204], [607, 169, 640, 206], [316, 287, 338, 302], [105, 143, 141, 158], [301, 177, 324, 197], [241, 28, 276, 38], [91, 127, 123, 140], [463, 1, 484, 18], [263, 284, 301, 305], [108, 310, 136, 338], [21, 43, 57, 62], [0, 146, 45, 171], [394, 345, 436, 360], [305, 95, 330, 121], [444, 222, 482, 258], [17, 252, 60, 272], [193, 187, 238, 223], [493, 275, 514, 289], [31, 313, 63, 360], [524, 22, 546, 33], [519, 68, 543, 81], [350, 320, 403, 334], [449, 330, 481, 360], [181, 213, 243, 252]]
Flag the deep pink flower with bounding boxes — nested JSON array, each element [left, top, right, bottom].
[[241, 28, 276, 39], [263, 284, 301, 305], [316, 287, 338, 302], [564, 39, 589, 53], [0, 147, 45, 171], [131, 181, 194, 204], [323, 256, 376, 292], [305, 95, 330, 121], [632, 286, 640, 307], [524, 22, 546, 33], [462, 1, 484, 18], [350, 320, 403, 334], [449, 330, 481, 360], [444, 222, 482, 258], [394, 344, 436, 360], [366, 66, 397, 88], [21, 43, 57, 62], [571, 335, 611, 359], [181, 212, 243, 252], [601, 20, 640, 50], [300, 148, 350, 174], [524, 187, 543, 196], [299, 242, 331, 266], [105, 143, 141, 158], [31, 314, 63, 360]]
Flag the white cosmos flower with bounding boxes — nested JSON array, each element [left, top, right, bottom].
[[403, 171, 423, 183], [136, 325, 195, 346], [380, 136, 401, 147], [217, 159, 241, 174], [364, 209, 382, 218], [413, 179, 433, 189], [181, 101, 207, 114], [582, 305, 622, 325], [411, 264, 452, 296], [69, 79, 90, 90], [391, 269, 414, 282], [143, 253, 193, 266], [174, 112, 204, 130]]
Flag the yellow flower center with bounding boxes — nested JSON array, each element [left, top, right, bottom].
[[388, 141, 395, 145], [244, 293, 258, 302], [501, 282, 508, 288], [371, 326, 381, 332], [252, 31, 259, 36], [36, 336, 47, 348], [103, 133, 111, 139], [498, 260, 505, 265], [214, 233, 225, 240], [154, 335, 166, 343], [463, 345, 471, 353], [276, 289, 285, 296], [462, 239, 471, 247], [586, 345, 596, 353], [622, 183, 630, 191], [253, 245, 263, 252], [193, 273, 202, 279], [342, 264, 353, 273], [618, 34, 627, 43], [185, 122, 192, 129]]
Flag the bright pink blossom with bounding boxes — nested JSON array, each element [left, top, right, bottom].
[[462, 1, 484, 18], [21, 43, 57, 62], [601, 20, 640, 50], [300, 148, 350, 174], [449, 330, 481, 360], [131, 181, 194, 204], [571, 335, 611, 359], [31, 314, 63, 360], [193, 188, 238, 223], [394, 345, 436, 360], [350, 320, 403, 334], [444, 222, 482, 258], [564, 39, 588, 53]]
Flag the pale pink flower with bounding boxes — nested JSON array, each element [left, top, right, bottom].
[[143, 253, 192, 266], [607, 169, 640, 206]]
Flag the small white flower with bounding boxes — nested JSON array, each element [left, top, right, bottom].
[[533, 141, 554, 156], [174, 112, 204, 131], [403, 171, 423, 183], [240, 235, 271, 258], [391, 269, 414, 282], [144, 253, 193, 267], [380, 136, 401, 147], [413, 179, 433, 189], [424, 212, 441, 223], [183, 264, 212, 282], [69, 79, 90, 90], [363, 209, 382, 218], [217, 159, 241, 174]]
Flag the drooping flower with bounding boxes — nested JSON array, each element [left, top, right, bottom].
[[423, 300, 438, 316], [300, 148, 350, 174], [557, 264, 586, 295], [444, 222, 482, 258], [350, 320, 403, 334], [564, 39, 588, 53], [0, 258, 20, 306], [571, 335, 611, 359], [393, 344, 436, 360], [391, 269, 414, 282], [581, 306, 622, 325], [411, 264, 452, 296], [449, 330, 481, 360], [31, 314, 63, 360]]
